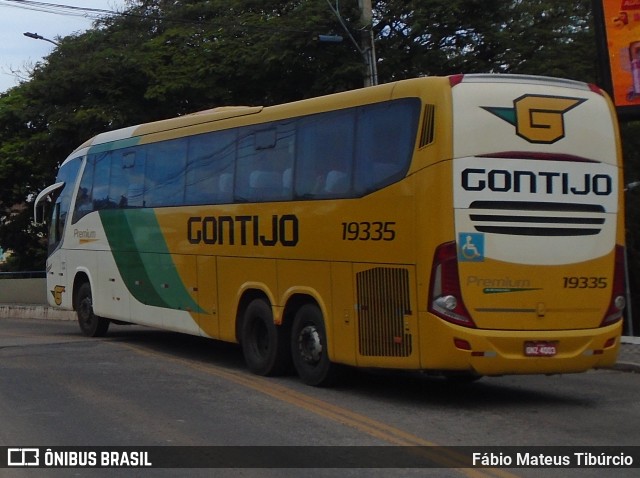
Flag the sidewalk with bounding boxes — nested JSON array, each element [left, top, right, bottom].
[[616, 336, 640, 373], [1, 304, 639, 372]]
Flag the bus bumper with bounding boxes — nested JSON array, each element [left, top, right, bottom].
[[419, 314, 622, 376]]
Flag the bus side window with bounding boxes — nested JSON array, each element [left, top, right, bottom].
[[235, 129, 257, 202], [186, 129, 236, 205], [72, 152, 112, 222], [91, 152, 113, 210], [354, 99, 420, 195], [295, 110, 355, 199], [144, 138, 188, 207], [235, 123, 294, 203], [110, 150, 145, 208]]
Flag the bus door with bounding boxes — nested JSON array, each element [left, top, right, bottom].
[[34, 156, 84, 309]]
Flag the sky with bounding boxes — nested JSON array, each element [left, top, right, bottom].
[[0, 0, 129, 93]]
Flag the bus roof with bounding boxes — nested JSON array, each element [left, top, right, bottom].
[[70, 74, 603, 161], [457, 73, 592, 91], [75, 106, 263, 153], [72, 80, 418, 155]]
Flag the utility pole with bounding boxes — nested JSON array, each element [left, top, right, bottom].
[[325, 0, 378, 87], [359, 0, 378, 86]]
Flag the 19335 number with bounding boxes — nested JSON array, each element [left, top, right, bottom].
[[341, 221, 396, 241], [562, 276, 608, 289]]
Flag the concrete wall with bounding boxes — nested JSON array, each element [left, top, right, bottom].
[[0, 278, 47, 304], [0, 278, 74, 320]]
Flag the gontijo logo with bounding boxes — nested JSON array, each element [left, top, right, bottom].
[[51, 285, 66, 306], [482, 95, 586, 144]]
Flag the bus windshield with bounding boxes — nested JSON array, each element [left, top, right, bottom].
[[47, 157, 83, 254]]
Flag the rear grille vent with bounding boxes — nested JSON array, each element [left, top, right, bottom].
[[356, 267, 412, 357], [419, 104, 436, 147], [468, 201, 605, 237]]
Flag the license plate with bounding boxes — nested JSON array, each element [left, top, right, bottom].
[[524, 341, 557, 357]]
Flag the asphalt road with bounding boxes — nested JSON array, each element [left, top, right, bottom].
[[1, 317, 639, 477]]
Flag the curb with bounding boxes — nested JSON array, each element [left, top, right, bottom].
[[615, 337, 640, 372], [612, 362, 640, 373], [0, 304, 75, 321], [621, 336, 640, 345]]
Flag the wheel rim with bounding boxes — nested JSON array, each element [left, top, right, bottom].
[[78, 297, 94, 326], [297, 324, 323, 365]]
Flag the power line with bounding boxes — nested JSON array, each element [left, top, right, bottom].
[[3, 0, 362, 47], [1, 0, 317, 35], [0, 0, 118, 19]]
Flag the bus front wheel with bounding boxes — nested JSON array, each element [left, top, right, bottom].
[[75, 282, 110, 337], [291, 304, 337, 387], [240, 298, 290, 376]]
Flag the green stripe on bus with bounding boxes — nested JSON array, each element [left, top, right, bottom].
[[100, 209, 204, 313], [88, 137, 140, 155]]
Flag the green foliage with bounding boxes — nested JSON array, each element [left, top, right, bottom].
[[103, 0, 364, 109], [373, 0, 597, 80]]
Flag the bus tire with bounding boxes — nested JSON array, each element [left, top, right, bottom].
[[75, 282, 110, 337], [291, 304, 337, 387], [240, 298, 290, 376]]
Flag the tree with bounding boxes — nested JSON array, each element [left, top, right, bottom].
[[0, 0, 636, 281], [0, 0, 366, 270], [97, 0, 365, 109], [373, 0, 598, 80], [0, 88, 50, 270]]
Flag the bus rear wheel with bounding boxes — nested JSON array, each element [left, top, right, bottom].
[[75, 282, 110, 337], [240, 298, 290, 376], [291, 304, 337, 387]]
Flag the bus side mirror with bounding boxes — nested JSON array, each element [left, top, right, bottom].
[[33, 181, 65, 226], [34, 201, 49, 226]]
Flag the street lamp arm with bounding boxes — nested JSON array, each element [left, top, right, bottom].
[[324, 0, 364, 55], [324, 0, 378, 86], [23, 32, 60, 46]]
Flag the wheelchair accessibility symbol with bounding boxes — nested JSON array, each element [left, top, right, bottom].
[[458, 233, 485, 262]]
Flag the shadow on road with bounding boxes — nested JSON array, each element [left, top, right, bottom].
[[99, 322, 597, 410]]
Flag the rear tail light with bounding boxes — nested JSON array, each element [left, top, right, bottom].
[[429, 242, 476, 328], [588, 83, 604, 96], [601, 245, 627, 327], [449, 74, 465, 87]]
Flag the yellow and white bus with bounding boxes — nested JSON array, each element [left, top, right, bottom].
[[34, 74, 626, 385]]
